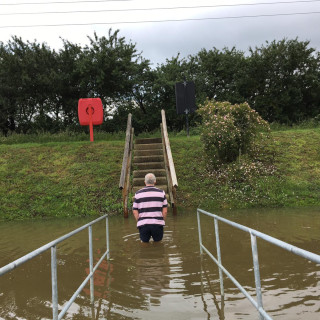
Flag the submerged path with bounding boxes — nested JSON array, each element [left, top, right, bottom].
[[0, 208, 319, 319]]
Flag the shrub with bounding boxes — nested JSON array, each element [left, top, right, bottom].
[[198, 100, 270, 164]]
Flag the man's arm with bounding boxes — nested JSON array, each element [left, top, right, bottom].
[[162, 192, 168, 221], [133, 209, 139, 222], [132, 194, 139, 222], [162, 207, 167, 221]]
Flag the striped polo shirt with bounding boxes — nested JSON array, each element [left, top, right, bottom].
[[132, 186, 168, 227]]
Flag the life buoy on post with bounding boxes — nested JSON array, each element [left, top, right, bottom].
[[78, 98, 103, 142]]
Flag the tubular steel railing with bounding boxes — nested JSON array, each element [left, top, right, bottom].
[[197, 208, 320, 320], [0, 214, 110, 320]]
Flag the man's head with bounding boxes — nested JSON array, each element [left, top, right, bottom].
[[145, 173, 156, 186]]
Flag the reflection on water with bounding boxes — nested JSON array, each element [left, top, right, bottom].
[[0, 207, 319, 319]]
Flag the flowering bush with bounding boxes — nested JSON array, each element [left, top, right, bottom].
[[198, 100, 270, 164]]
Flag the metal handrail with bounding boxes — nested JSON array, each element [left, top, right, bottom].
[[0, 214, 110, 320], [197, 208, 320, 320]]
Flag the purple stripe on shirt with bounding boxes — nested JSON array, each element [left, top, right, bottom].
[[135, 190, 165, 199], [133, 186, 167, 227], [137, 218, 164, 227], [138, 212, 163, 218]]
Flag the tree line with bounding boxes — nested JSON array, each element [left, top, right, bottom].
[[1, 29, 319, 135]]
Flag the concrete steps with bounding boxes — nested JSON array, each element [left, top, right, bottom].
[[134, 149, 163, 156], [132, 137, 168, 197], [134, 155, 164, 163], [135, 138, 162, 144], [133, 169, 166, 178], [134, 162, 165, 170], [135, 143, 162, 150]]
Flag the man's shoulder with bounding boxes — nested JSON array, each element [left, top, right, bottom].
[[135, 186, 165, 195]]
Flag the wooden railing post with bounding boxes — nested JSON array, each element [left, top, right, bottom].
[[119, 113, 133, 217], [119, 113, 132, 190], [161, 123, 175, 207], [123, 127, 134, 218], [161, 110, 178, 188]]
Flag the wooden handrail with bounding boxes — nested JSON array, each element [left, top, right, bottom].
[[119, 113, 132, 189], [161, 124, 175, 207], [123, 127, 134, 218], [161, 109, 178, 188]]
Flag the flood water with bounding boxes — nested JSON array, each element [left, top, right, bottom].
[[0, 207, 319, 319]]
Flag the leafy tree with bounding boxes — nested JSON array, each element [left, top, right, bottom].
[[80, 30, 140, 99], [1, 35, 319, 135], [0, 29, 148, 134], [244, 39, 320, 123], [0, 42, 16, 135], [55, 40, 84, 128], [60, 29, 150, 132], [190, 47, 246, 104], [130, 57, 154, 115], [0, 37, 58, 134], [145, 55, 197, 132]]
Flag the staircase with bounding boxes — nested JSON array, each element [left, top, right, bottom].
[[120, 111, 177, 216], [132, 137, 168, 195]]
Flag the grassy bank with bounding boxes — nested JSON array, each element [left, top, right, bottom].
[[0, 141, 124, 220], [0, 131, 125, 145], [172, 128, 320, 209], [1, 128, 319, 220]]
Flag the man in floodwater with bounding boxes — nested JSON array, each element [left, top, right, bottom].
[[132, 173, 168, 243]]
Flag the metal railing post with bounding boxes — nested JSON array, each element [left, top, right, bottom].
[[88, 226, 94, 305], [197, 210, 203, 254], [195, 208, 320, 320], [0, 214, 111, 320], [51, 246, 58, 320], [214, 218, 225, 299], [106, 215, 110, 260], [250, 233, 264, 320]]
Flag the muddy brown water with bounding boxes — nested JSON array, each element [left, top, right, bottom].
[[0, 207, 319, 320]]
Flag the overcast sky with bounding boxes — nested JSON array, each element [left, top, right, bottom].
[[0, 0, 319, 66]]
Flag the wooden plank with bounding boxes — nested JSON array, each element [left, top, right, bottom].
[[161, 110, 178, 188], [124, 127, 134, 218], [161, 124, 174, 207], [119, 113, 132, 189]]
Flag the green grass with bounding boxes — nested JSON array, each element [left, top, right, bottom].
[[171, 128, 320, 210], [0, 130, 125, 145], [1, 128, 319, 220], [0, 140, 124, 220]]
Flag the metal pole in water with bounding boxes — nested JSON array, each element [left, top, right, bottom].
[[214, 218, 225, 299], [88, 226, 94, 305], [250, 233, 264, 320], [197, 210, 203, 254], [51, 246, 58, 320], [106, 215, 110, 260]]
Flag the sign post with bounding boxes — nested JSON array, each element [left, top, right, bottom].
[[78, 98, 103, 142], [175, 80, 196, 136]]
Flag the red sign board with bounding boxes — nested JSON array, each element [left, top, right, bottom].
[[78, 98, 103, 126], [78, 98, 103, 142]]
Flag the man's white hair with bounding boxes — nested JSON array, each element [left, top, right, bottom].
[[145, 173, 156, 185]]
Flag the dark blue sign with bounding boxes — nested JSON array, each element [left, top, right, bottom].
[[175, 81, 196, 115]]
